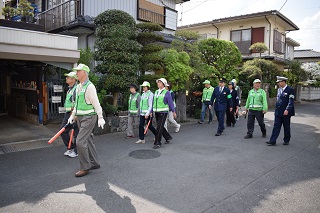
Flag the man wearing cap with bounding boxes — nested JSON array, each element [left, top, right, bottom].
[[231, 79, 241, 120], [199, 80, 214, 124], [60, 71, 79, 158], [267, 76, 295, 146], [68, 63, 105, 177], [153, 78, 176, 149], [244, 79, 268, 139], [209, 77, 233, 136], [127, 84, 141, 139], [135, 81, 157, 144]]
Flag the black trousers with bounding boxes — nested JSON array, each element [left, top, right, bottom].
[[226, 108, 236, 126], [247, 110, 266, 135], [60, 112, 79, 152], [270, 116, 291, 143], [139, 115, 157, 140], [154, 112, 172, 145]]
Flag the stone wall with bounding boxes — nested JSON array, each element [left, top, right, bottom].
[[300, 86, 320, 101]]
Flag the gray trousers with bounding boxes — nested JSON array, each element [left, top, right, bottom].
[[127, 115, 139, 136], [76, 115, 99, 171]]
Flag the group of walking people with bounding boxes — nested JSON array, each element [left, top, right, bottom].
[[59, 63, 295, 178], [199, 76, 295, 146]]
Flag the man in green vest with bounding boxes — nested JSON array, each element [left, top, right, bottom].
[[127, 83, 141, 139], [60, 71, 79, 158], [68, 63, 105, 177], [198, 80, 214, 124], [135, 81, 157, 144], [244, 79, 268, 139]]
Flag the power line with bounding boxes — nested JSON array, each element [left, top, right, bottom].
[[279, 0, 288, 11], [231, 0, 260, 16], [182, 0, 209, 14]]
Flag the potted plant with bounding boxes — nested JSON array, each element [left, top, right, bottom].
[[17, 0, 34, 22], [2, 5, 17, 20]]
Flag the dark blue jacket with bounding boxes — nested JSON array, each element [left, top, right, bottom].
[[275, 86, 295, 117], [210, 86, 233, 111]]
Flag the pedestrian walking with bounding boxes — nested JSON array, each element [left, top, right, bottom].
[[164, 82, 181, 133], [153, 78, 176, 149], [127, 84, 140, 139], [209, 77, 233, 136], [68, 63, 105, 177], [244, 79, 268, 139], [135, 81, 157, 144], [267, 76, 295, 146], [231, 79, 241, 120], [198, 80, 214, 124], [226, 81, 239, 127], [60, 71, 79, 158]]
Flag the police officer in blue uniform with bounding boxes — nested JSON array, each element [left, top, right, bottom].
[[209, 78, 233, 136], [267, 76, 295, 146]]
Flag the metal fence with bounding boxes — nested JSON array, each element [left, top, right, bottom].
[[38, 0, 80, 32]]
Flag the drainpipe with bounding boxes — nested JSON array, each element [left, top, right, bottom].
[[265, 16, 271, 55], [86, 32, 94, 49], [212, 23, 219, 39]]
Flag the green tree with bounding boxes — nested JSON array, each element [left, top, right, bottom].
[[198, 38, 242, 78], [17, 0, 34, 22], [94, 10, 142, 107], [249, 42, 268, 58], [284, 60, 308, 86], [136, 22, 164, 75]]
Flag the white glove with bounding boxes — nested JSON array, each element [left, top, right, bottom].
[[67, 114, 75, 124], [98, 118, 105, 129]]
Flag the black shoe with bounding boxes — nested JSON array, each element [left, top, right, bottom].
[[208, 121, 212, 124], [232, 123, 235, 127], [262, 133, 267, 138], [244, 134, 252, 139], [226, 124, 231, 127], [283, 142, 289, 145], [153, 145, 161, 149], [266, 141, 276, 146], [215, 133, 221, 136], [198, 121, 204, 124], [91, 165, 100, 170], [164, 140, 170, 144]]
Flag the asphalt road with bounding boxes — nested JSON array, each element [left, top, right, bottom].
[[1, 101, 320, 213]]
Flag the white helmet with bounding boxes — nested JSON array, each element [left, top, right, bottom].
[[156, 78, 167, 86]]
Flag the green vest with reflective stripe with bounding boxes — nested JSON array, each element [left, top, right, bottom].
[[153, 89, 169, 112], [140, 91, 151, 114], [170, 90, 176, 108], [246, 89, 266, 110], [64, 85, 77, 112], [128, 93, 140, 114], [202, 86, 214, 102], [75, 81, 96, 116]]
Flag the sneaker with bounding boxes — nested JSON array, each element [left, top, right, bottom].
[[198, 121, 204, 124], [68, 150, 78, 158], [208, 121, 212, 124], [175, 124, 181, 133], [153, 145, 161, 149], [64, 149, 73, 156], [135, 139, 145, 144]]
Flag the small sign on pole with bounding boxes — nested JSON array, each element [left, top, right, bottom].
[[52, 96, 61, 103], [53, 85, 63, 93]]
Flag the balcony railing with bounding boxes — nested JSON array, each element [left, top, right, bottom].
[[138, 8, 165, 26], [38, 0, 80, 32]]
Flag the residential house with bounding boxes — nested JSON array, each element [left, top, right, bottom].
[[178, 10, 299, 70], [294, 49, 320, 63], [0, 0, 189, 124]]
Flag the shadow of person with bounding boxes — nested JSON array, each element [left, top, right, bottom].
[[84, 174, 136, 213]]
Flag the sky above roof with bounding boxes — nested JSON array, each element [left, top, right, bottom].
[[176, 0, 320, 51]]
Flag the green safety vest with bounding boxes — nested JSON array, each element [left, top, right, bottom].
[[170, 90, 176, 108], [75, 81, 96, 116], [245, 88, 268, 111], [64, 85, 77, 112], [128, 93, 140, 114], [202, 86, 214, 102], [140, 91, 151, 114], [153, 89, 169, 112]]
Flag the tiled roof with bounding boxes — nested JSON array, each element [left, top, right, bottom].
[[294, 49, 320, 58], [178, 10, 299, 31]]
